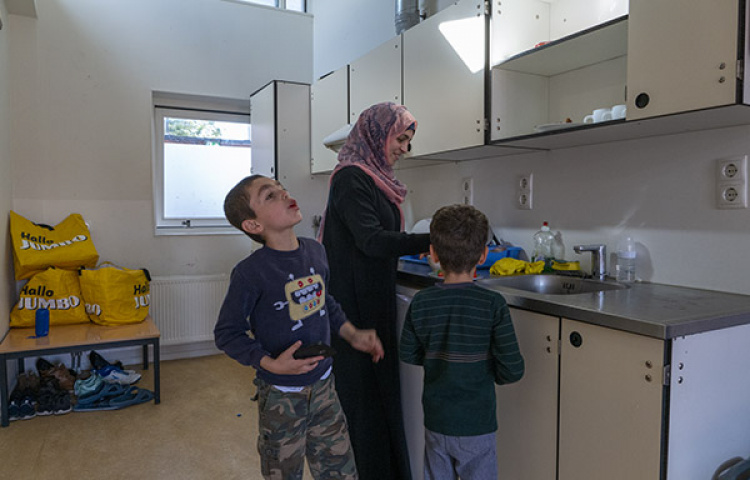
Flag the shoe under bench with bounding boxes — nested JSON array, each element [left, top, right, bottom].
[[0, 316, 161, 427]]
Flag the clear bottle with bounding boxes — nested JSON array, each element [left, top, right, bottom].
[[552, 231, 564, 261], [616, 236, 637, 283], [532, 221, 555, 267]]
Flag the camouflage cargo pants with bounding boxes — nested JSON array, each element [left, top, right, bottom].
[[256, 374, 358, 480]]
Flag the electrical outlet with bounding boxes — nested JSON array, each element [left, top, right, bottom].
[[462, 177, 474, 205], [717, 183, 747, 208], [716, 156, 748, 209], [518, 173, 533, 210], [717, 155, 747, 182]]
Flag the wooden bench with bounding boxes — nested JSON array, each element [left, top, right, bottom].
[[0, 317, 160, 427]]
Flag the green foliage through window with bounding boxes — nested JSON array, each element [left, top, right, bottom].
[[165, 119, 222, 139]]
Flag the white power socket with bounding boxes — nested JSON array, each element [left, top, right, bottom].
[[518, 173, 533, 210], [461, 177, 474, 205], [716, 156, 748, 209]]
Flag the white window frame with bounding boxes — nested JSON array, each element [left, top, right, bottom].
[[152, 93, 251, 236], [223, 0, 307, 13]]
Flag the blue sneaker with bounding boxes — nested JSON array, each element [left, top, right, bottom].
[[96, 366, 141, 385]]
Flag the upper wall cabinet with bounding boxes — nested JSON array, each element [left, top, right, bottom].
[[350, 36, 402, 124], [491, 0, 628, 141], [403, 0, 486, 158], [490, 0, 750, 151], [251, 81, 311, 178], [311, 0, 750, 163], [626, 0, 740, 120], [311, 67, 348, 174]]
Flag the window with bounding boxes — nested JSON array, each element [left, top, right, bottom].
[[233, 0, 306, 12], [153, 94, 251, 235]]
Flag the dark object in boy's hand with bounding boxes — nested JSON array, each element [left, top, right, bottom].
[[293, 342, 336, 359]]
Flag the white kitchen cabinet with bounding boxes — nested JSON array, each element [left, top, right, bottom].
[[491, 0, 628, 141], [495, 308, 559, 480], [490, 0, 750, 149], [396, 285, 425, 480], [626, 0, 742, 121], [250, 81, 311, 178], [402, 0, 486, 158], [497, 309, 664, 480], [558, 318, 665, 480], [349, 36, 402, 124], [312, 0, 750, 162], [311, 67, 348, 174], [397, 281, 750, 479], [666, 323, 750, 479]]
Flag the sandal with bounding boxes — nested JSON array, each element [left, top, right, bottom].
[[108, 386, 155, 409]]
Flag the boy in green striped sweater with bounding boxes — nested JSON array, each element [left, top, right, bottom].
[[399, 204, 525, 480]]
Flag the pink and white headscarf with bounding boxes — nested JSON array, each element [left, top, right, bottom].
[[333, 102, 417, 207], [318, 102, 417, 241]]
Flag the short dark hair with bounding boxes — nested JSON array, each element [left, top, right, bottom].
[[430, 204, 489, 274], [224, 174, 266, 244]]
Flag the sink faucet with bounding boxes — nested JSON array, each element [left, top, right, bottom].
[[573, 244, 607, 280]]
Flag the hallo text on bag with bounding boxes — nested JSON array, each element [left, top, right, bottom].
[[19, 233, 89, 251]]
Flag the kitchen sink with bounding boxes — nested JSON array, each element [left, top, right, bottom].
[[476, 275, 629, 295]]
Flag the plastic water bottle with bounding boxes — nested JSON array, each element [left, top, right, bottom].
[[616, 237, 637, 283], [532, 221, 555, 267]]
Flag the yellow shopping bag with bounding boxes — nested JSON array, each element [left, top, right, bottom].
[[10, 267, 90, 327], [79, 263, 151, 326], [9, 211, 100, 280]]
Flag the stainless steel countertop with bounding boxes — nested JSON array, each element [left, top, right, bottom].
[[397, 261, 750, 340]]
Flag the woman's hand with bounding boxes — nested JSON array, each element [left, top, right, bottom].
[[259, 341, 323, 375], [340, 322, 384, 362]]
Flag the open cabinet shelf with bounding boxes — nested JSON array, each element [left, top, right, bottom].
[[494, 16, 628, 77]]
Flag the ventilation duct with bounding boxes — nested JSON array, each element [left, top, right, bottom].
[[395, 0, 420, 34]]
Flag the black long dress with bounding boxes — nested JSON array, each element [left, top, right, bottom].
[[322, 166, 431, 480]]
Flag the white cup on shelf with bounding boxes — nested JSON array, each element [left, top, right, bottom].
[[583, 108, 613, 124], [611, 104, 627, 120]]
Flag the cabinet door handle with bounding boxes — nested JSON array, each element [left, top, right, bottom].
[[569, 331, 583, 348], [635, 93, 650, 109]]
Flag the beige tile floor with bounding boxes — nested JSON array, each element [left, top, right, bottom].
[[0, 354, 304, 480]]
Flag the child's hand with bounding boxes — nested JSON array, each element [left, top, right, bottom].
[[350, 329, 384, 363], [260, 341, 324, 375], [339, 321, 384, 362]]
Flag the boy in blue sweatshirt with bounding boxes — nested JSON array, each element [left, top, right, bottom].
[[399, 204, 525, 480], [215, 175, 383, 480]]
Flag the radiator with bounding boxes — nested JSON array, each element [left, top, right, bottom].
[[149, 274, 229, 346]]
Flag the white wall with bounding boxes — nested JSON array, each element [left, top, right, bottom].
[[397, 125, 750, 295], [310, 0, 456, 80], [8, 0, 313, 285], [0, 0, 14, 333], [311, 0, 396, 80]]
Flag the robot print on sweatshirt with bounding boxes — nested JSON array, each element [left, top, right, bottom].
[[274, 268, 326, 331]]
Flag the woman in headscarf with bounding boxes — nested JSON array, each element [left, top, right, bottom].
[[319, 102, 430, 480]]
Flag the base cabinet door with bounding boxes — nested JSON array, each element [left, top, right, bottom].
[[558, 318, 665, 480], [496, 308, 559, 480]]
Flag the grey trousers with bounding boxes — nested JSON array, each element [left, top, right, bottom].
[[424, 429, 498, 480]]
